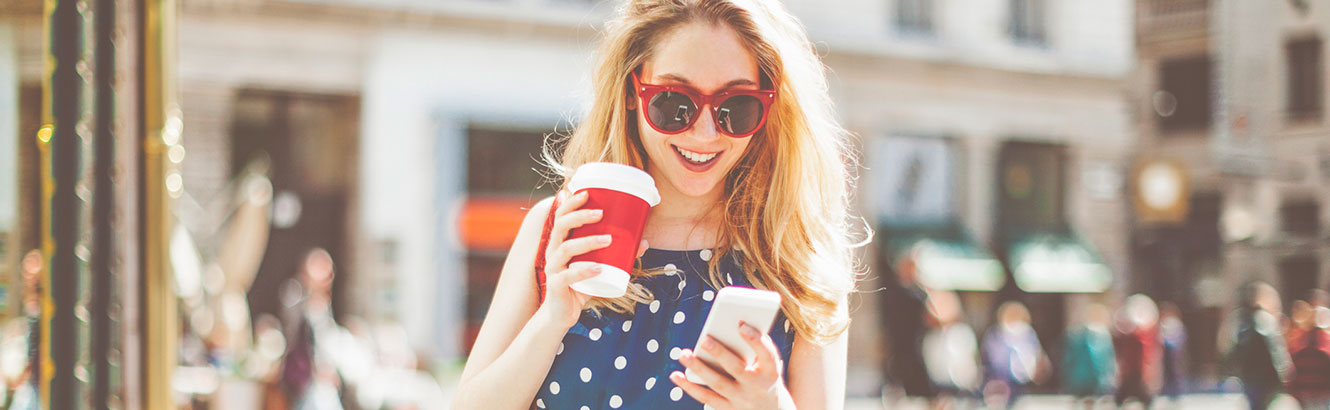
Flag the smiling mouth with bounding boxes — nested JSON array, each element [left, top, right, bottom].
[[673, 145, 720, 165]]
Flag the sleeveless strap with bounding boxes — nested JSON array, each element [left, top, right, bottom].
[[534, 196, 560, 306]]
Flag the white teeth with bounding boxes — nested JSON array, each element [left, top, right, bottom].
[[674, 146, 718, 164]]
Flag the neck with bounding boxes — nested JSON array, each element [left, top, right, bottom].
[[642, 175, 725, 250]]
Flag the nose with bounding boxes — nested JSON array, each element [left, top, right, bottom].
[[689, 104, 722, 141]]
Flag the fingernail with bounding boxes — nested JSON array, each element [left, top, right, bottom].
[[590, 264, 603, 273], [599, 235, 613, 244], [592, 209, 604, 217], [741, 324, 758, 338], [701, 338, 715, 351]]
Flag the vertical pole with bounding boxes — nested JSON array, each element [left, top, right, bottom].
[[142, 0, 182, 406], [90, 0, 117, 404], [41, 0, 89, 405]]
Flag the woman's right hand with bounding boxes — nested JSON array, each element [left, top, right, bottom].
[[535, 189, 613, 330]]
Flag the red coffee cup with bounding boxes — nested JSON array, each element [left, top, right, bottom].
[[566, 162, 661, 298]]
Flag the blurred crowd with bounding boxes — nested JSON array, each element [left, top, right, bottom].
[[0, 249, 443, 410], [884, 249, 1330, 410]]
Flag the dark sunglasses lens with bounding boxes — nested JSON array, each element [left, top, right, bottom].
[[646, 91, 697, 132], [716, 95, 764, 136]]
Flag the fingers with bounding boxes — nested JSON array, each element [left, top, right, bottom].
[[697, 336, 748, 380], [739, 322, 781, 380], [548, 234, 612, 269], [548, 191, 595, 243], [669, 369, 729, 409], [550, 263, 603, 287], [678, 350, 738, 394]]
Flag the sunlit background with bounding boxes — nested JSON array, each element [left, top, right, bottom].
[[1, 0, 1329, 408]]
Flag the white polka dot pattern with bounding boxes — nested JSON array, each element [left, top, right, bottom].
[[699, 249, 712, 261], [535, 249, 796, 410]]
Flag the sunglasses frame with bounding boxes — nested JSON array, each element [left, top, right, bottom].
[[631, 71, 777, 138]]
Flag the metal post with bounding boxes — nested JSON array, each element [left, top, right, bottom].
[[41, 0, 90, 405]]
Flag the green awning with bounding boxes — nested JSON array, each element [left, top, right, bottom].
[[1007, 232, 1112, 293], [884, 224, 1006, 291]]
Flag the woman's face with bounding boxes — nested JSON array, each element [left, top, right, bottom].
[[635, 21, 761, 200]]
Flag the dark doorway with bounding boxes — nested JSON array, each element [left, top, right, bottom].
[[231, 90, 360, 325], [1281, 255, 1321, 309]]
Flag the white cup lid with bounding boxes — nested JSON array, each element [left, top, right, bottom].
[[568, 162, 661, 207], [568, 261, 630, 298]]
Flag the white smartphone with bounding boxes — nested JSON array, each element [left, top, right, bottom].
[[685, 286, 782, 385]]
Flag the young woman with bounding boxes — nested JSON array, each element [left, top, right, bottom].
[[451, 0, 861, 408]]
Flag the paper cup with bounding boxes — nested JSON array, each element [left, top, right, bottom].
[[565, 162, 660, 298]]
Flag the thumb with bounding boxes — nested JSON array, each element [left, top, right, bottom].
[[637, 239, 649, 258]]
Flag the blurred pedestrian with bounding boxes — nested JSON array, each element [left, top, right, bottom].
[[982, 300, 1047, 407], [1113, 294, 1162, 408], [279, 248, 346, 410], [1221, 281, 1292, 410], [1158, 301, 1189, 400], [923, 289, 981, 408], [1287, 290, 1330, 409], [885, 247, 937, 402], [1062, 303, 1115, 409]]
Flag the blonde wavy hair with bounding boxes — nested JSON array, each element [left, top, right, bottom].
[[542, 0, 864, 345]]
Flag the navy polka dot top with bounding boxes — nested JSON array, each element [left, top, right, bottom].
[[533, 248, 796, 410]]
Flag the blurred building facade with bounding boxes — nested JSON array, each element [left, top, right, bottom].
[[1129, 0, 1330, 383], [791, 0, 1135, 393], [161, 0, 1137, 394]]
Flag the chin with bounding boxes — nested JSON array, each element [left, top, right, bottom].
[[667, 170, 727, 198]]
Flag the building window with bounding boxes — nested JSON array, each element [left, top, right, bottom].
[[1281, 200, 1321, 238], [896, 0, 934, 35], [1287, 37, 1323, 122], [461, 126, 552, 353], [1009, 0, 1046, 45], [870, 135, 958, 226], [997, 142, 1066, 234], [1156, 56, 1212, 133]]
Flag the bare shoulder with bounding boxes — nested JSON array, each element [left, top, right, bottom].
[[507, 195, 556, 251]]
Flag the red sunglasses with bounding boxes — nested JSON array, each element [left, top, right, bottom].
[[631, 72, 776, 138]]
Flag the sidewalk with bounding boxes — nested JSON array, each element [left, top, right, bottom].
[[855, 393, 1296, 410]]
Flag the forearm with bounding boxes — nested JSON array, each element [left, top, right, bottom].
[[451, 309, 569, 410]]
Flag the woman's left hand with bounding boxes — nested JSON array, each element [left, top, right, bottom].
[[669, 322, 790, 410]]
